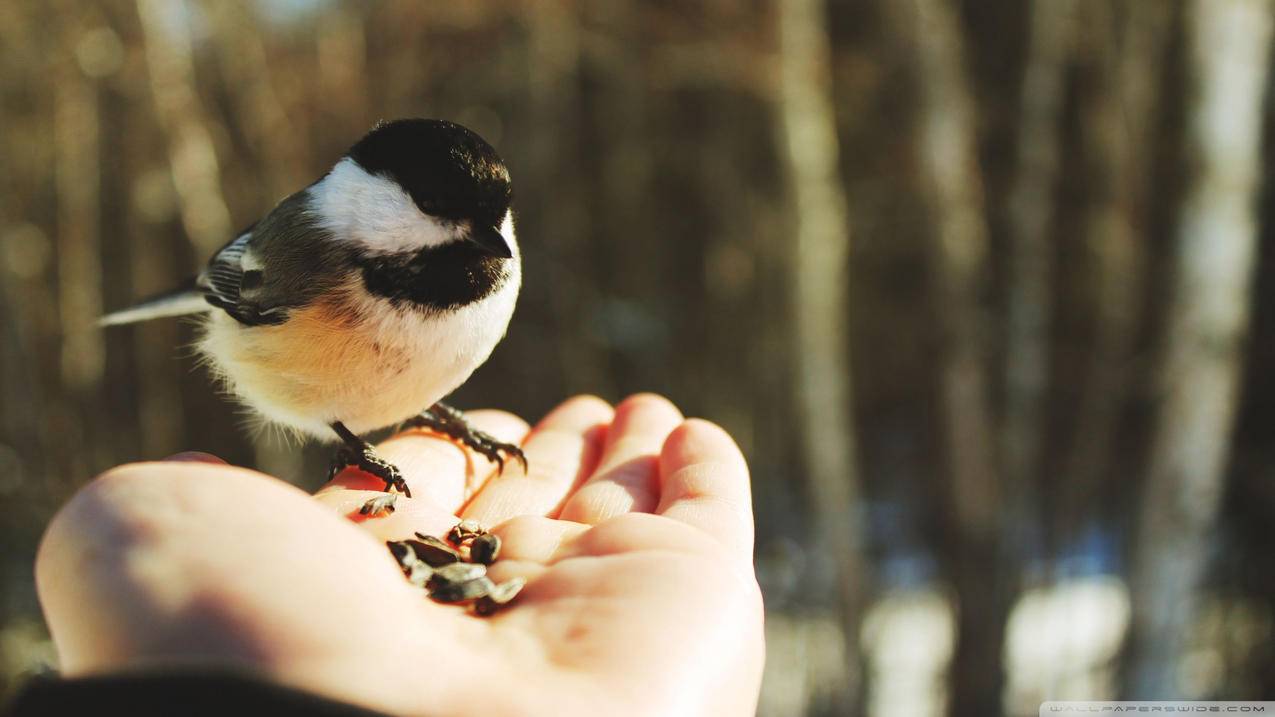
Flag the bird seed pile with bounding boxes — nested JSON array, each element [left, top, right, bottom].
[[386, 519, 525, 616]]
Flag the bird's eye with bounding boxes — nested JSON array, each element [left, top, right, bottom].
[[241, 270, 264, 289]]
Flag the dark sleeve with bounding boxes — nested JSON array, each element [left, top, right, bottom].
[[3, 670, 396, 717]]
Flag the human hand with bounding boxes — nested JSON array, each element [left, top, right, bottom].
[[35, 394, 764, 716]]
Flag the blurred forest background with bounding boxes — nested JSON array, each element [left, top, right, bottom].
[[3, 0, 1275, 715]]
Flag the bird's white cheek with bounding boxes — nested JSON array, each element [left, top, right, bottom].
[[308, 158, 461, 255], [499, 209, 519, 258]]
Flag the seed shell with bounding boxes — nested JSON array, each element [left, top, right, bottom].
[[427, 562, 487, 590], [474, 577, 527, 615], [429, 576, 494, 604], [469, 533, 502, 565], [407, 534, 462, 566], [448, 519, 486, 545]]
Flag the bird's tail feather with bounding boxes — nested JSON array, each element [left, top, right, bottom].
[[99, 279, 210, 327]]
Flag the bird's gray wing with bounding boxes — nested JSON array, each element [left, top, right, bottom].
[[102, 189, 336, 328], [99, 226, 286, 328], [197, 226, 293, 327]]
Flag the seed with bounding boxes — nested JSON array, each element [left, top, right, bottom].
[[430, 576, 494, 604], [360, 493, 398, 516], [405, 561, 434, 588], [474, 577, 527, 616], [469, 533, 502, 565], [407, 533, 462, 566], [387, 521, 524, 615], [386, 540, 418, 570], [427, 562, 487, 591], [448, 519, 486, 545]]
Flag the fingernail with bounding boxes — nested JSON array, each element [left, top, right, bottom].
[[163, 451, 226, 464]]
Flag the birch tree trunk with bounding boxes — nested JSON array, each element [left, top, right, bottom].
[[777, 0, 864, 709], [1128, 0, 1273, 696]]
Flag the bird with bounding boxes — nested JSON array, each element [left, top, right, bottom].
[[102, 118, 526, 515]]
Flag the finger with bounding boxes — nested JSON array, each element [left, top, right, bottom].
[[163, 451, 226, 464], [316, 410, 530, 514], [385, 409, 531, 508], [485, 560, 548, 588], [558, 393, 682, 524], [488, 515, 590, 564], [461, 395, 612, 526], [549, 512, 709, 561], [314, 489, 462, 543], [655, 419, 754, 558], [35, 461, 419, 680]]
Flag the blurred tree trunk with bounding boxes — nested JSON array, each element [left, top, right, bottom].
[[120, 0, 188, 464], [776, 0, 865, 710], [134, 0, 237, 465], [1128, 0, 1273, 697], [1002, 0, 1076, 586], [52, 4, 106, 487], [315, 4, 369, 142], [1, 90, 56, 513], [881, 0, 1000, 714], [53, 25, 104, 395], [1060, 1, 1173, 538], [518, 3, 610, 399], [204, 0, 309, 198], [135, 0, 233, 258], [201, 0, 308, 479]]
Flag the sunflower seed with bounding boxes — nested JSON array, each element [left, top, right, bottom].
[[430, 575, 494, 604], [469, 533, 502, 565], [359, 493, 398, 516], [386, 540, 418, 570], [427, 562, 487, 590], [405, 561, 434, 588], [407, 533, 462, 566], [474, 577, 527, 616], [448, 519, 486, 545]]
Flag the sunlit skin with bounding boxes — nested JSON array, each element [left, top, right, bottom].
[[35, 394, 765, 717]]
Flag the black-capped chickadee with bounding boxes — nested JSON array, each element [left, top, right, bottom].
[[103, 118, 525, 513]]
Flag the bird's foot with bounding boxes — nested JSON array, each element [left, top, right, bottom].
[[407, 402, 527, 474], [329, 422, 412, 502]]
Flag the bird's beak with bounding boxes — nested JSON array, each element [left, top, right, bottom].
[[466, 225, 513, 258]]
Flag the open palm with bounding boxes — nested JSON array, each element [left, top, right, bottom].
[[36, 394, 764, 716]]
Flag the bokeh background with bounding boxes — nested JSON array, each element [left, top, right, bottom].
[[4, 0, 1275, 715]]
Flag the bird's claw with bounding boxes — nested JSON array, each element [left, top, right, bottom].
[[329, 445, 413, 498], [408, 403, 528, 475], [469, 437, 527, 475]]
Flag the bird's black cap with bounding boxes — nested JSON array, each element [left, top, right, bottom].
[[348, 118, 512, 228]]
